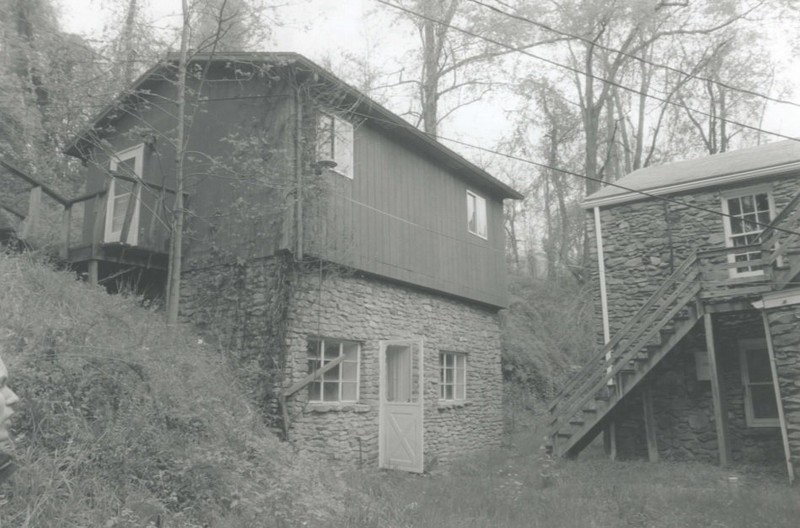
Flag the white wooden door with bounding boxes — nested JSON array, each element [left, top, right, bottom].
[[379, 339, 424, 472]]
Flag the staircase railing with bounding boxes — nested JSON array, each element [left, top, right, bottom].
[[547, 189, 800, 453]]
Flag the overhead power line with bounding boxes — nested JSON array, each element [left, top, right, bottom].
[[467, 0, 800, 110], [375, 0, 800, 144]]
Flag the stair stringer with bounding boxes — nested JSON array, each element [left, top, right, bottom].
[[550, 304, 703, 458]]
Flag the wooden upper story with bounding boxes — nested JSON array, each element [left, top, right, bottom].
[[64, 53, 521, 308]]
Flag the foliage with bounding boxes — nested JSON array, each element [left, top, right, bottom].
[[500, 273, 594, 424], [0, 252, 344, 527]]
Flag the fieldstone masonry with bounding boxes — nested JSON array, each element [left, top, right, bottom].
[[286, 270, 503, 467], [181, 256, 503, 469], [586, 175, 799, 465], [765, 304, 800, 477]]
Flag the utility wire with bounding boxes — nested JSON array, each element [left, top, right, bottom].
[[467, 0, 800, 110], [375, 0, 800, 144]]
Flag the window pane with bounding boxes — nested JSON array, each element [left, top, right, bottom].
[[307, 340, 321, 359], [342, 342, 358, 360], [307, 358, 321, 374], [445, 368, 453, 383], [757, 212, 770, 226], [746, 348, 772, 382], [730, 217, 743, 234], [455, 383, 465, 400], [341, 361, 357, 381], [324, 341, 340, 360], [751, 385, 778, 419], [756, 193, 769, 211], [456, 354, 465, 370], [341, 382, 357, 401], [467, 194, 477, 233], [308, 382, 321, 401], [323, 364, 340, 381], [323, 382, 339, 402], [445, 385, 453, 400], [477, 195, 487, 237], [741, 195, 754, 213], [727, 198, 741, 216], [318, 114, 334, 159], [456, 367, 465, 385]]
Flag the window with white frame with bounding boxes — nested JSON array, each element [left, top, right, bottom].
[[721, 188, 775, 277], [105, 144, 144, 244], [739, 339, 779, 427], [439, 352, 466, 401], [467, 190, 487, 239], [317, 111, 354, 179], [307, 338, 359, 402]]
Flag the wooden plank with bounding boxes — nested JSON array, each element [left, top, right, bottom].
[[603, 421, 617, 461], [91, 186, 109, 258], [704, 313, 731, 467], [0, 159, 69, 206], [87, 260, 99, 286], [283, 353, 347, 398], [20, 186, 42, 240], [643, 385, 659, 462], [761, 311, 795, 484], [60, 205, 72, 260], [119, 181, 140, 245]]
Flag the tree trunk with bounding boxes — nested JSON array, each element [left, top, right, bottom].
[[166, 0, 190, 325]]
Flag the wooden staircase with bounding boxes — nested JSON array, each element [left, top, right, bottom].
[[545, 191, 800, 458]]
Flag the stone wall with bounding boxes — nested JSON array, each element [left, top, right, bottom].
[[285, 269, 504, 468], [613, 312, 783, 465], [585, 175, 799, 345], [765, 304, 800, 477], [181, 257, 504, 469]]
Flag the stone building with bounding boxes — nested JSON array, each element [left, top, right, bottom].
[[545, 140, 800, 483], [63, 53, 522, 472]]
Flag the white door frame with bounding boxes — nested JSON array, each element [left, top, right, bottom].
[[105, 144, 144, 244], [379, 338, 424, 472]]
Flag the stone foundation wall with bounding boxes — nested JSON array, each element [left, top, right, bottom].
[[614, 313, 783, 464], [181, 258, 504, 469], [765, 304, 800, 476], [586, 176, 799, 346], [285, 269, 503, 468]]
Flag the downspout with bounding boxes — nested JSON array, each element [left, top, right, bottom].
[[759, 306, 795, 484], [594, 206, 611, 345], [294, 80, 304, 260]]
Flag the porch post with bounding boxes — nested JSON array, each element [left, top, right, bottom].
[[642, 385, 659, 462], [88, 260, 99, 286], [703, 312, 731, 467], [760, 310, 795, 484]]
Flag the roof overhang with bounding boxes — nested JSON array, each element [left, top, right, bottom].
[[581, 160, 800, 209], [65, 52, 523, 201]]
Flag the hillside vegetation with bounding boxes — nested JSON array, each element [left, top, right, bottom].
[[0, 252, 342, 527]]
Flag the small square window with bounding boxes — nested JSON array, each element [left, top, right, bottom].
[[439, 352, 466, 401], [739, 339, 779, 427], [467, 190, 487, 239], [307, 338, 360, 402], [317, 111, 354, 179]]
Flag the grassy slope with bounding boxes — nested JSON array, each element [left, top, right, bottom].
[[0, 252, 342, 527]]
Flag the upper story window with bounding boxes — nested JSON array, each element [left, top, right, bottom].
[[467, 190, 487, 239], [739, 339, 779, 427], [105, 144, 144, 245], [720, 187, 775, 277], [307, 338, 360, 402], [317, 111, 354, 179]]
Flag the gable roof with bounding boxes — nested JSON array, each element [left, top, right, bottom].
[[64, 51, 523, 201], [582, 139, 800, 209]]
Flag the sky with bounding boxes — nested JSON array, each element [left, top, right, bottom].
[[56, 0, 800, 172]]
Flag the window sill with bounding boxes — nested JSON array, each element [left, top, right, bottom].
[[307, 402, 371, 413], [437, 400, 470, 410]]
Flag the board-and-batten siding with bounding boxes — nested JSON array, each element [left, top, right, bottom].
[[305, 121, 507, 308]]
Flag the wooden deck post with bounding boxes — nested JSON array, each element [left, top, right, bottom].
[[87, 260, 99, 286], [704, 312, 732, 467], [643, 385, 659, 462], [603, 421, 617, 460], [20, 186, 42, 240], [60, 205, 72, 260]]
